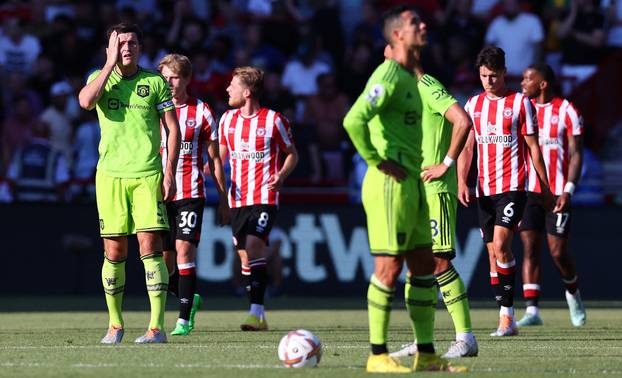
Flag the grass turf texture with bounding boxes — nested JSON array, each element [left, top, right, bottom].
[[0, 297, 620, 377]]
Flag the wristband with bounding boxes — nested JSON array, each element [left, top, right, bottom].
[[563, 182, 576, 195], [442, 156, 455, 167]]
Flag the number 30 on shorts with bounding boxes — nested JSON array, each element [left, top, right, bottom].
[[179, 211, 198, 228]]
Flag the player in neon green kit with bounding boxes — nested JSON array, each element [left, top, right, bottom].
[[382, 44, 478, 359], [78, 23, 181, 344], [343, 5, 466, 373]]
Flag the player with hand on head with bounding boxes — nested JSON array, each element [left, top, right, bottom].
[[219, 66, 298, 332], [458, 46, 554, 337], [344, 5, 466, 373], [78, 23, 181, 344], [517, 63, 586, 327], [383, 41, 477, 359], [158, 53, 229, 336]]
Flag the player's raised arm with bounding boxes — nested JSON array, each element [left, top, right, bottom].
[[160, 108, 180, 201], [79, 31, 119, 110]]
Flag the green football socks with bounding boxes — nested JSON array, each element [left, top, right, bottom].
[[436, 266, 472, 333], [405, 274, 437, 345], [101, 255, 126, 328], [141, 253, 169, 330], [367, 275, 395, 349]]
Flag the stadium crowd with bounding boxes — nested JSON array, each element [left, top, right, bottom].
[[0, 0, 620, 204]]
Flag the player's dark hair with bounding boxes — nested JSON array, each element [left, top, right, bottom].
[[528, 63, 557, 87], [106, 23, 143, 45], [475, 46, 505, 71], [381, 5, 413, 44]]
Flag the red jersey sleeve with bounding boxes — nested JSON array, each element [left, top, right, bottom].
[[520, 96, 537, 136], [274, 113, 294, 150], [564, 101, 584, 137]]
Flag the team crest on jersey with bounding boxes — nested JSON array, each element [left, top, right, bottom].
[[186, 119, 196, 127], [550, 115, 559, 124], [503, 107, 513, 119], [137, 85, 150, 97], [257, 128, 266, 137]]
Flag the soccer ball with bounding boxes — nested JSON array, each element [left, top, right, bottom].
[[277, 329, 322, 368]]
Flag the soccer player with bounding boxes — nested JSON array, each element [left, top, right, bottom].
[[219, 66, 298, 331], [343, 6, 466, 373], [382, 46, 478, 358], [458, 46, 554, 337], [158, 53, 229, 336], [517, 63, 586, 327], [78, 23, 181, 344]]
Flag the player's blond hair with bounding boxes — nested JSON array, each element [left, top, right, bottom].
[[233, 66, 264, 98], [158, 53, 193, 79]]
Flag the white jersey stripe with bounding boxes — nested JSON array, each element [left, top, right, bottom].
[[480, 97, 491, 196]]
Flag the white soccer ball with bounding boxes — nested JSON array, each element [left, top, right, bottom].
[[277, 329, 322, 368]]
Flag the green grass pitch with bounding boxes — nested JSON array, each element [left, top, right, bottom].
[[0, 297, 620, 377]]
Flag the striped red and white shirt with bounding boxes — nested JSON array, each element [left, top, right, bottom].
[[465, 91, 537, 197], [219, 107, 294, 208], [160, 97, 218, 200], [527, 97, 583, 195]]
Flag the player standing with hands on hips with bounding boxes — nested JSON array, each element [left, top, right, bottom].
[[344, 5, 466, 373], [219, 66, 298, 332], [79, 23, 181, 344]]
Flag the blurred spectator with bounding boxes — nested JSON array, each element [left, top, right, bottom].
[[240, 22, 286, 71], [557, 0, 606, 94], [341, 41, 377, 102], [281, 41, 331, 120], [138, 33, 167, 70], [187, 48, 230, 111], [440, 0, 486, 67], [350, 0, 385, 49], [28, 55, 56, 105], [471, 0, 501, 20], [70, 110, 99, 202], [2, 95, 35, 167], [44, 0, 75, 23], [3, 71, 44, 118], [6, 120, 69, 202], [485, 0, 543, 79], [603, 0, 622, 48], [40, 81, 74, 165], [303, 72, 350, 182], [0, 16, 41, 75]]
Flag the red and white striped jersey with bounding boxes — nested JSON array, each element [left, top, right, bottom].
[[527, 97, 583, 195], [160, 97, 218, 200], [465, 91, 537, 197], [219, 107, 294, 208]]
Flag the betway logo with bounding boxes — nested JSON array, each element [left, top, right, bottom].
[[197, 209, 484, 287]]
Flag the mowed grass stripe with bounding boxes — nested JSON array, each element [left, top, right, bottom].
[[0, 299, 621, 377]]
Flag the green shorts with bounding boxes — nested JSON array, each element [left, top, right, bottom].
[[362, 166, 432, 254], [96, 171, 169, 237], [426, 192, 457, 259]]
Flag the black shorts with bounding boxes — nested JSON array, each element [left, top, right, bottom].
[[230, 204, 277, 249], [162, 198, 205, 250], [518, 192, 571, 237], [477, 191, 526, 243]]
